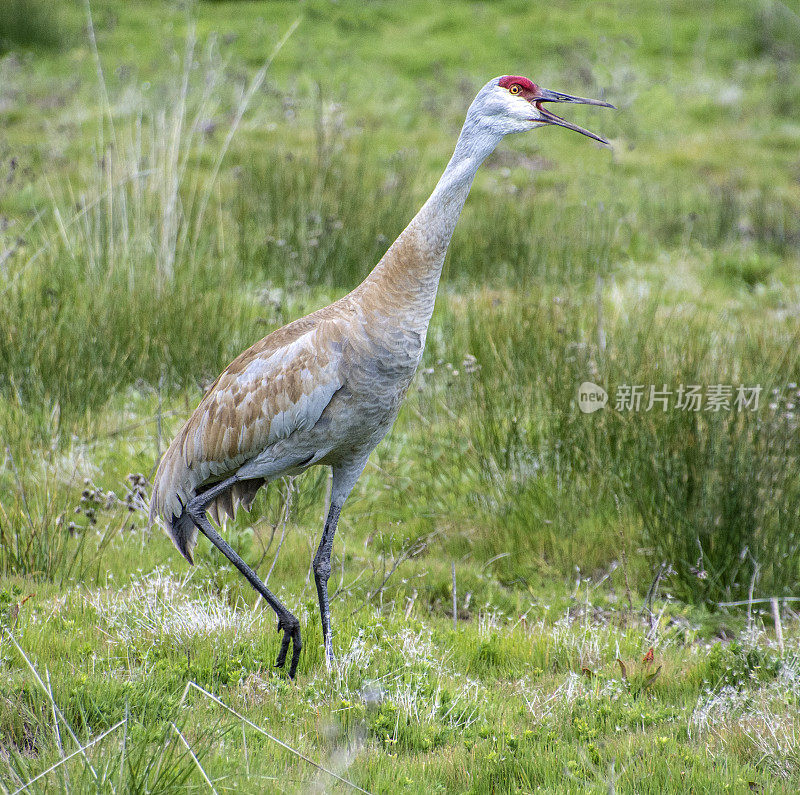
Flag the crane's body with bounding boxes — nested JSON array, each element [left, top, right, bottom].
[[150, 75, 612, 677]]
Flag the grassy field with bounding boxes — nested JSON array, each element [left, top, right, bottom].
[[2, 0, 800, 791]]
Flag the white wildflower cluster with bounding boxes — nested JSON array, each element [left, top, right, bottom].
[[327, 629, 378, 691], [767, 383, 800, 428], [85, 567, 267, 647], [310, 622, 487, 731], [689, 640, 800, 779], [551, 608, 616, 669], [477, 610, 505, 640], [516, 670, 628, 726], [418, 353, 481, 390], [388, 628, 485, 728]]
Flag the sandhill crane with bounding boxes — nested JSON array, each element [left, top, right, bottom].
[[149, 75, 613, 678]]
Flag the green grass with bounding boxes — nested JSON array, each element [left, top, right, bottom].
[[1, 0, 800, 791], [0, 0, 67, 54]]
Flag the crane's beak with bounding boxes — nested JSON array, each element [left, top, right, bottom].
[[532, 88, 615, 145]]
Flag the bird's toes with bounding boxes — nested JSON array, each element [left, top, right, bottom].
[[274, 628, 290, 669], [274, 618, 301, 675], [288, 627, 302, 679]]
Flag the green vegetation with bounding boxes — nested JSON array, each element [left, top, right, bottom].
[[0, 0, 67, 54], [1, 0, 800, 791]]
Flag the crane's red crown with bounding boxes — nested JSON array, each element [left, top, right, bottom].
[[498, 75, 539, 96]]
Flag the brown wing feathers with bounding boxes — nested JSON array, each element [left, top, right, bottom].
[[149, 310, 348, 539]]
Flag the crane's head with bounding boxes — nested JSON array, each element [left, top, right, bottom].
[[471, 75, 614, 145]]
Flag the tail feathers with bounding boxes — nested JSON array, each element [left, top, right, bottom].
[[207, 479, 264, 527], [168, 511, 199, 565], [154, 478, 265, 565]]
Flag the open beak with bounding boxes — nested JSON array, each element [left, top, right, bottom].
[[533, 88, 615, 145]]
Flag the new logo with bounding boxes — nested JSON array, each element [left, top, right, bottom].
[[578, 381, 608, 413]]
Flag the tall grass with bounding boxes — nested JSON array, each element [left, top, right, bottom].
[[0, 30, 293, 438], [0, 401, 123, 581], [601, 319, 800, 603], [235, 148, 619, 291], [3, 2, 800, 789], [234, 137, 419, 290], [623, 392, 800, 604], [0, 22, 301, 580], [232, 114, 800, 301], [408, 290, 800, 602]]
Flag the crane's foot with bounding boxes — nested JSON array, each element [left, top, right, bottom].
[[185, 496, 304, 679], [274, 615, 302, 679]]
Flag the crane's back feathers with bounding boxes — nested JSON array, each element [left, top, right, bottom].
[[149, 307, 349, 558]]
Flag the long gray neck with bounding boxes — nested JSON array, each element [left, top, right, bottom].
[[361, 117, 503, 328], [414, 118, 503, 260]]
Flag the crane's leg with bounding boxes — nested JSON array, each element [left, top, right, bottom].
[[184, 478, 302, 678], [313, 501, 341, 667], [310, 461, 367, 667]]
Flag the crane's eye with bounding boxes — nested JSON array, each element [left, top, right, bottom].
[[509, 84, 521, 95]]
